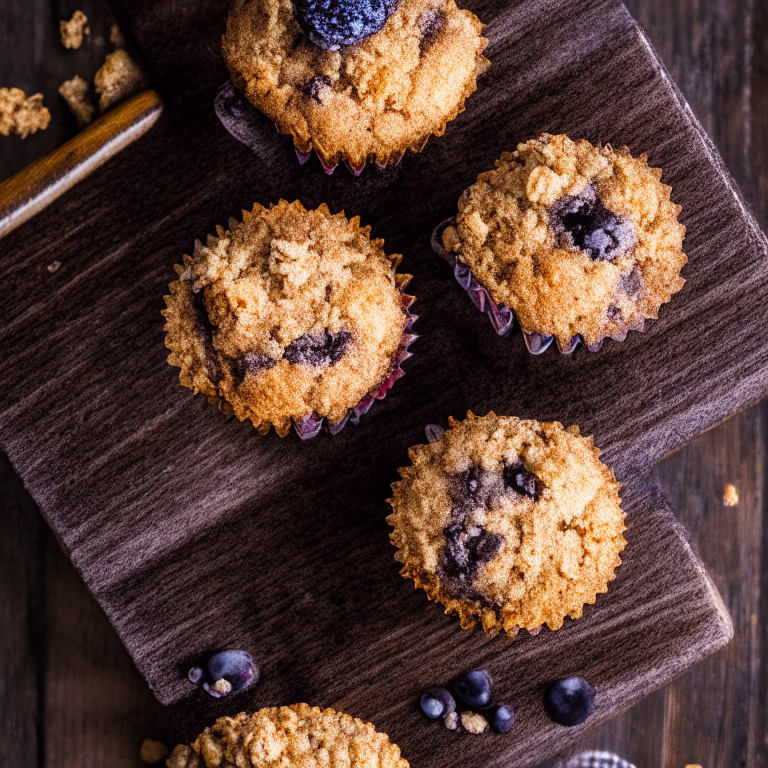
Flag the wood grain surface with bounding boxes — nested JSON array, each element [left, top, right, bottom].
[[1, 1, 767, 767]]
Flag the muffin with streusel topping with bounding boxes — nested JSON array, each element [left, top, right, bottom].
[[387, 412, 626, 636], [166, 704, 409, 768], [222, 0, 489, 172], [163, 200, 416, 438], [435, 134, 687, 353]]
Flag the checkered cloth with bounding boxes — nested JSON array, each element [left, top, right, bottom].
[[563, 752, 636, 768]]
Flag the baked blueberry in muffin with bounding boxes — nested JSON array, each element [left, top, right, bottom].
[[294, 0, 398, 50], [387, 412, 626, 635], [221, 0, 489, 172], [435, 134, 687, 353], [163, 200, 416, 438]]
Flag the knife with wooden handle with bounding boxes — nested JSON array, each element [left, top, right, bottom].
[[0, 89, 163, 241]]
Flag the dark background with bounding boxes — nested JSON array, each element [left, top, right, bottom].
[[1, 1, 767, 766]]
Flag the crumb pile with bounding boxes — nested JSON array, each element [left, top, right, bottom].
[[388, 412, 626, 635], [0, 88, 51, 138], [164, 200, 411, 436], [166, 705, 409, 768], [441, 134, 687, 347], [57, 20, 144, 126], [223, 0, 489, 169]]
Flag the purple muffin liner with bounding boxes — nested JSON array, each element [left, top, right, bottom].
[[294, 146, 405, 176], [292, 296, 418, 440], [431, 218, 646, 355]]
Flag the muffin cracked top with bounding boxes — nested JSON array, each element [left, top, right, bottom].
[[387, 412, 626, 635], [441, 134, 687, 347], [163, 200, 412, 436], [222, 0, 489, 169], [166, 704, 409, 768]]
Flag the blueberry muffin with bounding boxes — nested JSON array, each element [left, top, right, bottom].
[[163, 200, 416, 438], [166, 704, 409, 768], [439, 134, 687, 351], [222, 0, 489, 171], [387, 412, 626, 635]]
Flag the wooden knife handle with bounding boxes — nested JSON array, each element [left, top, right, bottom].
[[0, 90, 163, 241]]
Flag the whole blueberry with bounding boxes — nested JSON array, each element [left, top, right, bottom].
[[187, 666, 204, 685], [295, 0, 396, 50], [544, 676, 595, 726], [420, 688, 456, 719], [206, 650, 259, 693], [492, 704, 515, 733], [453, 669, 492, 708]]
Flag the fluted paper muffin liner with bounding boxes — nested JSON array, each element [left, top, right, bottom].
[[215, 80, 413, 176], [431, 218, 647, 354], [294, 145, 405, 176]]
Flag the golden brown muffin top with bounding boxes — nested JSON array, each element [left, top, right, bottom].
[[166, 704, 409, 768], [388, 412, 626, 634]]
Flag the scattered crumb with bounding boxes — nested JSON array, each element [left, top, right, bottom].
[[213, 678, 232, 695], [58, 76, 96, 128], [722, 484, 739, 507], [110, 23, 128, 49], [460, 711, 488, 734], [60, 11, 90, 50], [444, 711, 460, 731], [166, 746, 194, 768], [47, 261, 61, 273], [94, 50, 147, 112], [442, 225, 461, 253], [0, 88, 51, 138], [139, 738, 170, 765]]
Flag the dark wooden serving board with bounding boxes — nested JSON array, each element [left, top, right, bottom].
[[1, 0, 765, 764]]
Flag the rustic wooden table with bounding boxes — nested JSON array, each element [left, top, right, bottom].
[[1, 1, 766, 766]]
